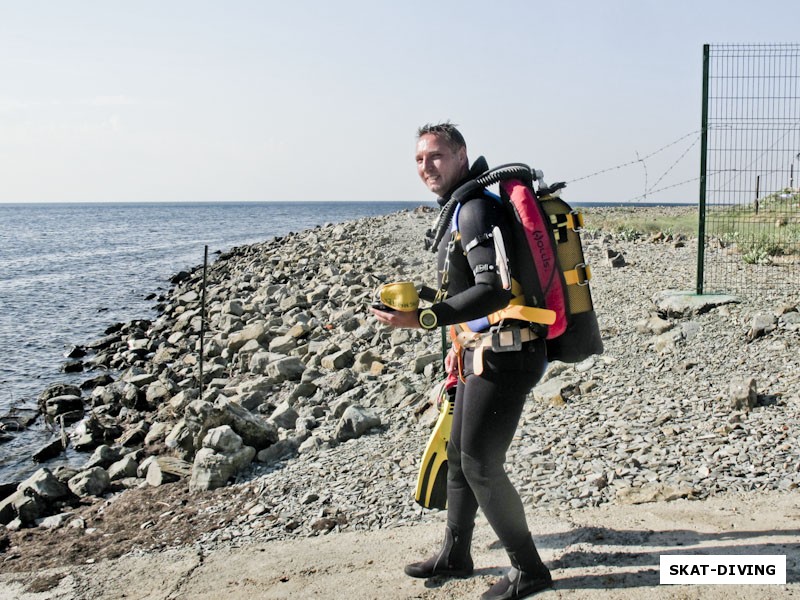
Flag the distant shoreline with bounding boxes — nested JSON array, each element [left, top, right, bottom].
[[0, 200, 696, 208]]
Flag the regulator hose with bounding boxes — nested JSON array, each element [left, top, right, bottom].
[[425, 163, 535, 253]]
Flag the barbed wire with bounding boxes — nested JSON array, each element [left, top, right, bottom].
[[624, 176, 700, 203], [636, 150, 648, 200], [567, 130, 701, 184], [621, 167, 749, 203], [561, 124, 795, 203], [646, 135, 701, 194]]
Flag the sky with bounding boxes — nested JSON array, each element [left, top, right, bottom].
[[1, 0, 799, 204]]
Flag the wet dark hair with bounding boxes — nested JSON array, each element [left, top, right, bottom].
[[417, 121, 466, 151]]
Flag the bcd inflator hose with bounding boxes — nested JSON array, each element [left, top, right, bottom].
[[474, 163, 533, 188], [427, 164, 537, 253]]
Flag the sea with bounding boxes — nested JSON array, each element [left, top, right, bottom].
[[0, 201, 427, 484]]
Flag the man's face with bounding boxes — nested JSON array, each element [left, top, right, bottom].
[[415, 133, 467, 196]]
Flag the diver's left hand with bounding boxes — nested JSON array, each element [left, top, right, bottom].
[[370, 307, 422, 329]]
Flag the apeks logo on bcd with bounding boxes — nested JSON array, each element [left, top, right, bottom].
[[531, 230, 552, 271]]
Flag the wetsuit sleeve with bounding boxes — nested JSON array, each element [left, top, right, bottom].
[[425, 197, 513, 327]]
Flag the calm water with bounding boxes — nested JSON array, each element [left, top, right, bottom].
[[0, 201, 423, 482]]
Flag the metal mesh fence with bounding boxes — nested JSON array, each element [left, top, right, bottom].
[[697, 44, 800, 301]]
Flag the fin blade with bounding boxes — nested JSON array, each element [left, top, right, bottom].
[[414, 387, 454, 510]]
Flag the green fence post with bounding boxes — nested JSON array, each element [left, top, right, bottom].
[[696, 44, 710, 295]]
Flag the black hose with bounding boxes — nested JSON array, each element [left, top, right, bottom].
[[426, 163, 534, 253], [476, 163, 533, 187], [426, 196, 459, 253]]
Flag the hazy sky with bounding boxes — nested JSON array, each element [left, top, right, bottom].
[[1, 1, 798, 204]]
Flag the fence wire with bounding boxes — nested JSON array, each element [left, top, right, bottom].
[[698, 44, 800, 301]]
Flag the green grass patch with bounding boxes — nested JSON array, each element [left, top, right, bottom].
[[582, 206, 699, 239], [580, 201, 799, 259]]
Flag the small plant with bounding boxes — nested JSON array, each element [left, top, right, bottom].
[[738, 234, 787, 264], [614, 226, 641, 241]]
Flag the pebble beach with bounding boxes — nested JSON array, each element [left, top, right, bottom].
[[1, 205, 799, 596]]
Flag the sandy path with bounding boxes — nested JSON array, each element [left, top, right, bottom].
[[1, 490, 797, 599]]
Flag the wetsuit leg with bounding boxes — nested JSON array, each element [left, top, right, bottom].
[[445, 381, 480, 532], [446, 344, 547, 550]]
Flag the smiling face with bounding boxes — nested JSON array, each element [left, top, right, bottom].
[[415, 133, 468, 196]]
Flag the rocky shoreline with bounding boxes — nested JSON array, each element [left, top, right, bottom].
[[1, 205, 798, 572]]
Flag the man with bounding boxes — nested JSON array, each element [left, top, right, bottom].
[[371, 122, 553, 599]]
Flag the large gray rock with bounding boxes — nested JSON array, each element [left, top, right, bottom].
[[730, 377, 758, 411], [247, 350, 272, 375], [83, 444, 122, 470], [321, 349, 354, 371], [256, 438, 299, 464], [145, 380, 172, 406], [93, 381, 141, 409], [144, 421, 173, 447], [334, 406, 381, 442], [202, 425, 244, 453], [164, 419, 196, 459], [126, 373, 157, 388], [44, 395, 83, 418], [268, 334, 297, 354], [225, 299, 245, 316], [747, 313, 778, 341], [146, 456, 192, 486], [318, 369, 357, 395], [107, 455, 140, 481], [227, 321, 269, 353], [606, 248, 627, 267], [32, 438, 66, 463], [214, 399, 278, 450], [189, 426, 255, 492], [353, 350, 380, 374], [68, 467, 110, 497], [38, 383, 82, 405], [651, 289, 739, 317], [18, 468, 70, 501], [266, 356, 306, 382], [183, 398, 278, 454], [0, 492, 41, 526], [413, 353, 440, 374], [270, 401, 299, 430]]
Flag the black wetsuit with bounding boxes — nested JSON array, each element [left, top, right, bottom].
[[426, 159, 548, 552]]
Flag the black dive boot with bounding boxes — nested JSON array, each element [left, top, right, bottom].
[[481, 534, 552, 599], [404, 524, 474, 579]]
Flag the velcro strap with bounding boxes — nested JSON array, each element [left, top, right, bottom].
[[473, 263, 496, 275], [464, 232, 493, 253], [494, 304, 557, 326], [563, 263, 591, 286], [549, 211, 584, 231]]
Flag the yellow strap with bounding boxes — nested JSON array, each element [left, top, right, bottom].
[[489, 303, 557, 326], [566, 211, 584, 230], [563, 264, 592, 286], [454, 293, 557, 330], [545, 209, 584, 231]]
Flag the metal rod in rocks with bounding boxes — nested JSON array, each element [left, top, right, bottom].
[[199, 244, 208, 399]]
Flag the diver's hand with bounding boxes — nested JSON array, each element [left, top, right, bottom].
[[370, 307, 422, 329], [444, 348, 458, 375]]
